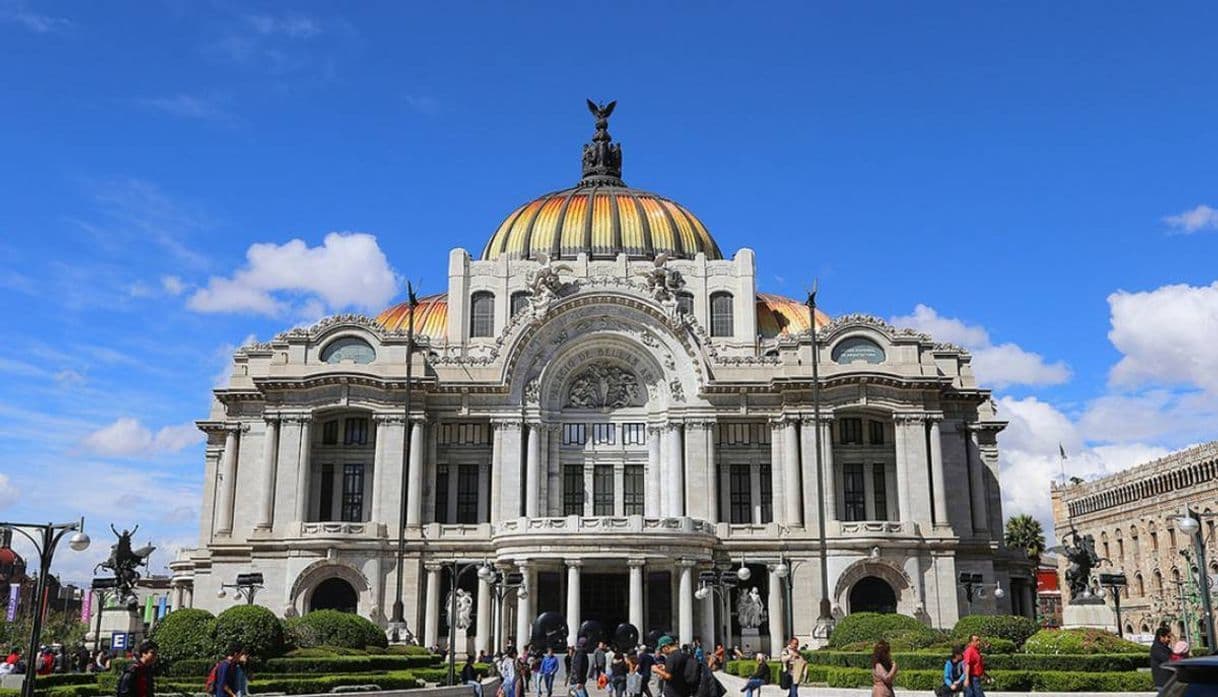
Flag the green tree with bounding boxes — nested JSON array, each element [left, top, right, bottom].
[[1005, 514, 1046, 564]]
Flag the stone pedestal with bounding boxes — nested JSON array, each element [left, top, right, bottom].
[[740, 628, 761, 655], [1062, 598, 1117, 632], [86, 608, 146, 652], [453, 627, 470, 659]]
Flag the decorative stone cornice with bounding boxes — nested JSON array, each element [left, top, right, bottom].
[[372, 413, 408, 425]]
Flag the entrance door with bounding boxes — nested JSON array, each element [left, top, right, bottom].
[[310, 578, 358, 613], [582, 573, 628, 635], [848, 576, 896, 614]]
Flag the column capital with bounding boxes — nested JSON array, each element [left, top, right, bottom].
[[663, 422, 684, 433], [924, 412, 945, 424], [565, 559, 583, 569], [627, 559, 647, 569], [800, 414, 834, 427], [517, 559, 532, 571], [676, 558, 698, 569], [492, 418, 524, 431], [424, 561, 445, 573], [893, 412, 927, 425], [262, 412, 282, 424], [684, 419, 716, 431]]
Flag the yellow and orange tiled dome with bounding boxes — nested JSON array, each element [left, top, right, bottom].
[[481, 186, 721, 262], [375, 293, 448, 339]]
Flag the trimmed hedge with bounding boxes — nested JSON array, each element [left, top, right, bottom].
[[827, 613, 932, 649], [285, 610, 388, 651], [820, 667, 1152, 692], [149, 607, 216, 665], [157, 653, 439, 677], [724, 660, 828, 685], [1023, 628, 1147, 655], [802, 650, 1147, 672], [30, 675, 100, 688], [155, 670, 421, 695], [211, 604, 285, 660], [387, 644, 432, 655], [952, 614, 1040, 649]]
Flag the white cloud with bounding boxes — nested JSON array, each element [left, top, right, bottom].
[[0, 2, 71, 33], [890, 304, 1071, 388], [140, 94, 233, 122], [0, 473, 17, 509], [245, 14, 322, 38], [187, 232, 400, 316], [161, 275, 186, 295], [1107, 281, 1218, 394], [54, 368, 86, 387], [1164, 204, 1218, 234], [79, 417, 203, 457]]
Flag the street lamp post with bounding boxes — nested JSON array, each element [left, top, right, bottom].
[[1097, 572, 1128, 637], [1176, 509, 1215, 653], [806, 284, 834, 642], [217, 573, 265, 605], [0, 520, 90, 697], [479, 564, 525, 656], [958, 572, 1005, 612], [88, 578, 121, 653], [391, 284, 420, 643]]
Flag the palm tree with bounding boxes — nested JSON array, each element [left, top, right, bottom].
[[1005, 514, 1046, 564]]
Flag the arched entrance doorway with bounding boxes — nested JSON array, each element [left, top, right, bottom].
[[849, 576, 897, 614], [310, 578, 358, 613]]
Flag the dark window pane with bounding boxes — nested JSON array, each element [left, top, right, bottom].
[[759, 463, 773, 524], [319, 463, 335, 521], [322, 420, 339, 445], [341, 464, 364, 522], [470, 292, 495, 338], [729, 464, 751, 524], [868, 420, 885, 446], [456, 465, 479, 524], [563, 465, 584, 515], [592, 423, 616, 445], [873, 465, 888, 521], [677, 293, 694, 315], [624, 466, 644, 515], [593, 465, 614, 515], [562, 423, 587, 446], [510, 292, 530, 318], [344, 417, 368, 445], [622, 423, 646, 445], [839, 418, 863, 445], [710, 292, 734, 337], [843, 463, 866, 522], [435, 465, 450, 524]]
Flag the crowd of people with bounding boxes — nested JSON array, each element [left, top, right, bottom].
[[1, 645, 116, 675]]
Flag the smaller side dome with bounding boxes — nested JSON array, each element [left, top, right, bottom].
[[375, 293, 448, 341], [756, 293, 830, 339]]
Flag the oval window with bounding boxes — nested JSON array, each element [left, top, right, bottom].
[[321, 337, 376, 364], [831, 336, 885, 365]]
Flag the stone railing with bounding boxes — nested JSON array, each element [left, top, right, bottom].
[[829, 520, 916, 536], [299, 521, 386, 538], [493, 515, 718, 538]]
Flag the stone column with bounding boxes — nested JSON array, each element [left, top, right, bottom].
[[677, 561, 695, 643], [966, 430, 988, 534], [490, 425, 504, 523], [770, 420, 785, 525], [255, 417, 279, 531], [683, 421, 711, 520], [893, 417, 910, 523], [819, 418, 836, 522], [499, 422, 524, 519], [566, 561, 582, 646], [646, 427, 663, 516], [516, 561, 532, 647], [525, 423, 541, 517], [767, 566, 786, 654], [405, 419, 425, 527], [700, 592, 716, 648], [705, 422, 719, 523], [782, 419, 802, 526], [929, 417, 949, 527], [295, 418, 313, 522], [629, 559, 645, 631], [423, 563, 441, 648], [372, 415, 406, 529], [476, 574, 492, 654], [215, 426, 240, 535], [666, 424, 685, 517]]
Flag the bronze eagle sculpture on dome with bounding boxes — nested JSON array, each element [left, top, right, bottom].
[[587, 99, 616, 125]]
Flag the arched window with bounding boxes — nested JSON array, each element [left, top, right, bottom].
[[832, 336, 886, 364], [321, 336, 375, 364], [1135, 573, 1145, 596], [510, 291, 531, 318], [470, 291, 495, 338], [710, 292, 734, 337], [1153, 570, 1163, 595]]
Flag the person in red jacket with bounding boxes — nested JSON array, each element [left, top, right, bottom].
[[36, 648, 54, 676]]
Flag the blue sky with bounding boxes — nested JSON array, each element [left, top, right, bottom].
[[2, 1, 1217, 580]]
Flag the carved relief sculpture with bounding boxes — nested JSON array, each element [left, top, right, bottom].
[[566, 363, 645, 409]]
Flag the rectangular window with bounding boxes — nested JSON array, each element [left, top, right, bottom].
[[717, 422, 771, 447], [435, 465, 450, 524], [868, 420, 885, 446], [562, 423, 587, 446], [676, 293, 694, 316], [510, 292, 530, 318], [344, 417, 369, 445], [318, 463, 335, 521], [322, 420, 339, 445], [839, 418, 863, 445], [593, 465, 614, 515], [759, 463, 773, 523], [470, 292, 495, 338], [456, 465, 479, 524], [729, 464, 751, 524], [622, 423, 647, 445], [439, 423, 490, 446], [843, 463, 867, 522], [341, 464, 364, 522], [624, 465, 644, 515], [872, 465, 888, 521], [592, 423, 616, 445], [563, 465, 584, 515]]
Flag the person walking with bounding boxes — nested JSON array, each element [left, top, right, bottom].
[[778, 637, 805, 697], [936, 646, 965, 697], [1151, 626, 1174, 690], [570, 640, 590, 697], [870, 640, 897, 697], [461, 655, 483, 697], [211, 645, 245, 697], [609, 649, 628, 697], [538, 648, 559, 697], [742, 653, 769, 697], [500, 650, 519, 697], [116, 640, 158, 697], [636, 646, 655, 697], [593, 642, 608, 682], [962, 635, 985, 697], [650, 637, 699, 697]]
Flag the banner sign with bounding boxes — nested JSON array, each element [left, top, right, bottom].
[[5, 584, 17, 622], [81, 589, 92, 625], [156, 595, 167, 620], [143, 595, 155, 624], [111, 632, 128, 651]]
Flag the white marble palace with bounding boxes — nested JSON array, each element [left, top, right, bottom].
[[172, 102, 1033, 653]]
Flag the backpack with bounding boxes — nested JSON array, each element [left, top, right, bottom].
[[693, 659, 725, 697], [204, 661, 222, 694]]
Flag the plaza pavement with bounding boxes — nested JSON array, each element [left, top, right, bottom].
[[711, 668, 1156, 697]]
